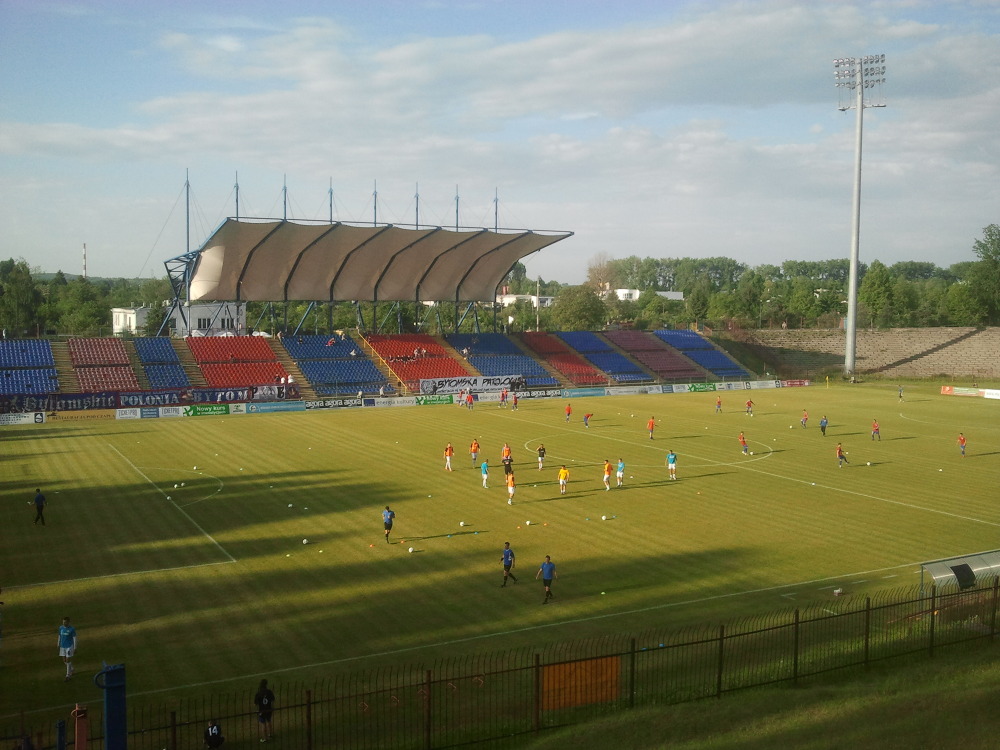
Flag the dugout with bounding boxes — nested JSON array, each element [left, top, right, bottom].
[[920, 549, 1000, 593]]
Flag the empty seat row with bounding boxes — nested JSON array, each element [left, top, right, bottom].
[[187, 336, 277, 364], [201, 362, 288, 388], [654, 329, 714, 350], [299, 360, 386, 385], [76, 366, 140, 393], [0, 367, 59, 394], [134, 337, 179, 364], [144, 364, 191, 389], [585, 352, 645, 375], [469, 355, 549, 378], [280, 334, 360, 360], [0, 340, 55, 367], [603, 330, 665, 352], [68, 338, 129, 366], [445, 333, 522, 356], [557, 331, 613, 353]]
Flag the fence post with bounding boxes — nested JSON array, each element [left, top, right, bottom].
[[629, 638, 636, 708], [991, 577, 999, 640], [533, 654, 542, 732], [864, 597, 871, 667], [928, 585, 937, 658], [715, 624, 725, 699], [792, 609, 800, 684], [424, 669, 433, 750], [305, 688, 313, 750], [170, 710, 177, 750]]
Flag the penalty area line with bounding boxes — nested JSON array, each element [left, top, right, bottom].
[[5, 560, 235, 591], [109, 443, 236, 563]]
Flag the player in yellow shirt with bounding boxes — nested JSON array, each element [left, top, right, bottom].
[[506, 472, 516, 505], [557, 465, 570, 495]]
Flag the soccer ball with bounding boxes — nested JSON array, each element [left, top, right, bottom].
[[789, 425, 793, 429], [460, 521, 465, 527], [866, 462, 871, 466], [302, 538, 308, 545], [749, 451, 754, 455], [601, 515, 607, 521], [526, 520, 531, 525], [408, 547, 414, 553]]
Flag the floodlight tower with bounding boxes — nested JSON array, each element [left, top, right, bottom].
[[833, 54, 886, 377]]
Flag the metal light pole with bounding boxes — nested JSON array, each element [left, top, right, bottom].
[[834, 54, 886, 377]]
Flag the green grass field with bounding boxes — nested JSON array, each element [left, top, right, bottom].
[[2, 382, 998, 734]]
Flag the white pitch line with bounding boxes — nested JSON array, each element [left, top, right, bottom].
[[4, 560, 235, 591], [109, 443, 236, 562]]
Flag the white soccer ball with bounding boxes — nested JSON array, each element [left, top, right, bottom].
[[408, 547, 414, 553], [866, 462, 871, 466], [601, 515, 607, 521], [166, 496, 171, 500], [789, 425, 793, 429], [460, 521, 465, 527], [749, 451, 754, 455], [630, 414, 634, 417], [193, 466, 198, 470], [525, 520, 531, 525], [288, 503, 293, 507], [173, 484, 178, 489], [302, 538, 308, 545], [181, 482, 185, 487]]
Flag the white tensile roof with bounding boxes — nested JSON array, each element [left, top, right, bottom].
[[185, 219, 572, 303]]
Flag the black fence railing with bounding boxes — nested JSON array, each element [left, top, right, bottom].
[[6, 580, 997, 749]]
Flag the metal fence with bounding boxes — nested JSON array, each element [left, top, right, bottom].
[[7, 580, 997, 749]]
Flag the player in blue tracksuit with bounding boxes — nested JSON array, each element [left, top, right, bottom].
[[500, 542, 518, 586], [536, 556, 558, 603], [382, 506, 395, 544]]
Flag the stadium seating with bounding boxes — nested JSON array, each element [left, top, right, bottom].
[[201, 362, 288, 388], [68, 338, 129, 366], [134, 337, 180, 364], [445, 333, 523, 356], [279, 334, 390, 395], [144, 364, 191, 389], [0, 340, 55, 368], [519, 333, 606, 385], [186, 336, 277, 364], [654, 330, 750, 378], [556, 331, 613, 353], [468, 354, 558, 386], [0, 367, 59, 394], [76, 366, 140, 393]]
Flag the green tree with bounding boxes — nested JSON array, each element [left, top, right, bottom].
[[0, 259, 43, 336], [550, 285, 607, 331], [968, 224, 1000, 323], [945, 283, 984, 326], [685, 278, 711, 321], [785, 278, 818, 328], [858, 260, 894, 328]]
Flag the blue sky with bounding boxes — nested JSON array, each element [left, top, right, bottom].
[[1, 0, 999, 284]]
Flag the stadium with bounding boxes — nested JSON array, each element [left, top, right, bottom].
[[2, 218, 999, 749]]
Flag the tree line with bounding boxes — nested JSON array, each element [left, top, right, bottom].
[[2, 225, 998, 337]]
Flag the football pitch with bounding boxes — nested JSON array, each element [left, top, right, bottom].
[[2, 382, 998, 723]]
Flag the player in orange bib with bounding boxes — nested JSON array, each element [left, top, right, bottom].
[[647, 417, 655, 439]]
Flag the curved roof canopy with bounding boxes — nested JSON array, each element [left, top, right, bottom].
[[175, 219, 573, 303]]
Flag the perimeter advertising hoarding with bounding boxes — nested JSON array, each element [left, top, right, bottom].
[[305, 398, 363, 409], [418, 375, 523, 394], [0, 411, 45, 426]]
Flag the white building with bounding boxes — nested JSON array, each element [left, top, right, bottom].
[[495, 293, 555, 308], [609, 289, 684, 302], [112, 301, 247, 337]]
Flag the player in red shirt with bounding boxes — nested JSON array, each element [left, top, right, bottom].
[[871, 419, 880, 441], [745, 399, 755, 416], [738, 431, 748, 455], [801, 410, 808, 428], [957, 433, 967, 457]]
